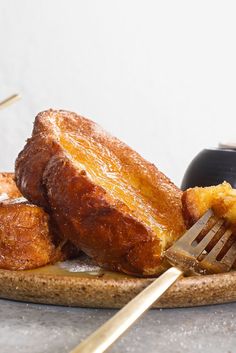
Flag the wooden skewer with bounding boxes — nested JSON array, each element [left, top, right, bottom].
[[0, 94, 21, 110]]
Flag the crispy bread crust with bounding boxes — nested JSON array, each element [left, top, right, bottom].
[[182, 190, 199, 228], [0, 199, 65, 270], [0, 176, 78, 270], [15, 110, 186, 275], [0, 172, 22, 199]]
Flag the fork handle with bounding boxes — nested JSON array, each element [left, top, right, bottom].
[[69, 267, 183, 353]]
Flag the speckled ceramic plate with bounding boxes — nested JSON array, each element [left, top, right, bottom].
[[0, 254, 236, 308]]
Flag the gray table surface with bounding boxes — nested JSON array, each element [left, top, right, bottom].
[[0, 299, 236, 353]]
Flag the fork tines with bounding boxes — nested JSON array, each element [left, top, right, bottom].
[[165, 209, 236, 275]]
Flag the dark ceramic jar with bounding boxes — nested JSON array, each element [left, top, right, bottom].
[[181, 146, 236, 190]]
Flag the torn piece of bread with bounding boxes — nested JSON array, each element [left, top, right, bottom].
[[0, 198, 79, 270], [0, 174, 79, 270], [182, 181, 236, 230], [15, 109, 186, 276]]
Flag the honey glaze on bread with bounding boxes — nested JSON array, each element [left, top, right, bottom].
[[16, 110, 186, 276]]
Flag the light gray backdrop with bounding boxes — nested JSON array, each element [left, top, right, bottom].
[[1, 0, 236, 186]]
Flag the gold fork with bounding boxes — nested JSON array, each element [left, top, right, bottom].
[[70, 209, 236, 353]]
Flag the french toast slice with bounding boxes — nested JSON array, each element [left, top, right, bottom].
[[0, 174, 78, 270], [15, 109, 186, 276], [182, 182, 236, 231]]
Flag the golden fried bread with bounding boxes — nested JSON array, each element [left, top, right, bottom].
[[0, 173, 79, 270], [182, 182, 236, 231], [0, 172, 21, 199], [0, 198, 78, 270], [15, 109, 186, 276]]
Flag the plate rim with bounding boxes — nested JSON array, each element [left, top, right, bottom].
[[0, 266, 236, 308]]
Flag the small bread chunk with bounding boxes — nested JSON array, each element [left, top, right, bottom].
[[0, 198, 78, 270], [15, 110, 186, 276], [0, 173, 79, 270], [182, 182, 236, 230]]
